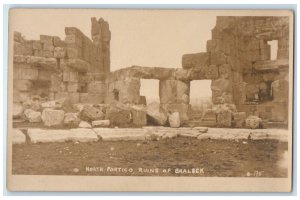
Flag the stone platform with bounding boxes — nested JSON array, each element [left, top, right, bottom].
[[12, 127, 288, 144]]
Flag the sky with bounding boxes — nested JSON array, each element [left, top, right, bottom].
[[10, 9, 216, 100]]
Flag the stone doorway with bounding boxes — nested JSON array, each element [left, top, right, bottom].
[[189, 80, 213, 120], [140, 79, 160, 105]]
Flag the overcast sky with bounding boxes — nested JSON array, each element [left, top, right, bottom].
[[10, 9, 217, 100]]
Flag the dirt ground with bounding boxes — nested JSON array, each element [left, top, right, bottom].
[[12, 137, 288, 177]]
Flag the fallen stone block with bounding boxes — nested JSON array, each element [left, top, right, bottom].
[[80, 105, 104, 122], [24, 109, 42, 123], [79, 121, 92, 128], [105, 105, 131, 127], [146, 102, 168, 126], [42, 109, 65, 126], [245, 115, 262, 129], [92, 120, 110, 127], [93, 128, 147, 141], [64, 113, 80, 126], [27, 128, 98, 143], [13, 129, 26, 144]]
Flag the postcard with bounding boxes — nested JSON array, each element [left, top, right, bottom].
[[6, 9, 294, 192]]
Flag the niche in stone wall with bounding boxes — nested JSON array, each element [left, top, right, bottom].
[[244, 71, 279, 104], [112, 89, 119, 101]]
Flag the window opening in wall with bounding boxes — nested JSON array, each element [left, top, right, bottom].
[[267, 40, 278, 60]]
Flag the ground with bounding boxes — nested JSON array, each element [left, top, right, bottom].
[[12, 137, 288, 177]]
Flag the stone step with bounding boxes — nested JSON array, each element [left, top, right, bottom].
[[93, 128, 148, 141], [197, 128, 288, 142], [27, 128, 99, 143], [13, 129, 26, 144], [13, 127, 289, 143]]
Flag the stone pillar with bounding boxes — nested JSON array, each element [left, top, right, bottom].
[[159, 80, 190, 121], [159, 80, 190, 104], [91, 17, 111, 73]]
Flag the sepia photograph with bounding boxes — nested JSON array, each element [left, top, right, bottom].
[[6, 8, 294, 192]]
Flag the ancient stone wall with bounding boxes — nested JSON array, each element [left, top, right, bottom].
[[13, 16, 290, 126], [183, 16, 290, 124], [13, 18, 110, 105]]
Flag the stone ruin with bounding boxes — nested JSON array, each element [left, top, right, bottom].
[[12, 16, 290, 129]]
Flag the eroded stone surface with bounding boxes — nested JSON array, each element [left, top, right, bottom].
[[78, 121, 92, 128]]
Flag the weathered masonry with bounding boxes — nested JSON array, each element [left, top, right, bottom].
[[13, 18, 110, 104], [13, 16, 290, 126]]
